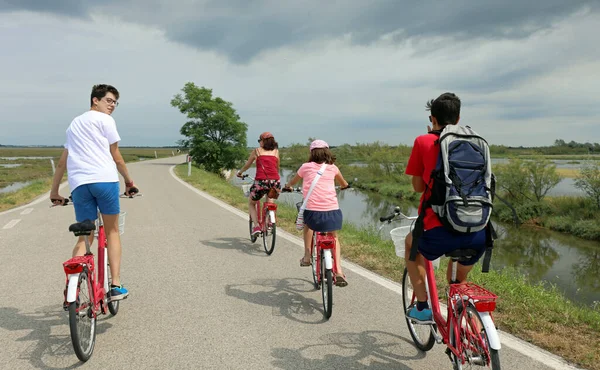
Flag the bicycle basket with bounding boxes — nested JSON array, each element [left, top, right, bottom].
[[241, 184, 252, 197], [390, 225, 439, 268]]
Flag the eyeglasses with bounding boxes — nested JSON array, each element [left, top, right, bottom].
[[428, 116, 432, 122], [257, 139, 262, 143], [103, 98, 119, 106]]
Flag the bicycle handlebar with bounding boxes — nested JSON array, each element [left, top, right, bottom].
[[123, 186, 140, 198], [379, 206, 417, 223]]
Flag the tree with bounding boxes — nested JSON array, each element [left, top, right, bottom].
[[171, 83, 247, 175], [575, 161, 600, 209], [524, 158, 562, 201], [495, 158, 561, 202]]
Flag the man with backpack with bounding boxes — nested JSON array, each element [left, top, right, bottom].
[[403, 92, 492, 323]]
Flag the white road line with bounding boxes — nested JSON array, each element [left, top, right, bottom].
[[169, 165, 582, 370], [3, 219, 21, 229], [20, 208, 33, 215]]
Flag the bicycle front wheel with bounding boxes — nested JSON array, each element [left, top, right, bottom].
[[321, 254, 333, 319], [69, 269, 97, 362], [401, 267, 435, 351], [262, 212, 276, 255], [451, 303, 501, 370]]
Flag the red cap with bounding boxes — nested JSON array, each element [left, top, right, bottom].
[[260, 132, 274, 140]]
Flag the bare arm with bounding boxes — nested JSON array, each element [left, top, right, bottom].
[[285, 173, 302, 188], [335, 171, 349, 189], [237, 150, 257, 176], [412, 176, 425, 193], [50, 149, 68, 201], [110, 142, 133, 185]]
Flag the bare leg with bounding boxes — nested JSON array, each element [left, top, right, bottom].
[[333, 232, 344, 276], [302, 226, 313, 263], [101, 213, 122, 286], [72, 234, 94, 257], [405, 233, 428, 302], [249, 198, 259, 225]]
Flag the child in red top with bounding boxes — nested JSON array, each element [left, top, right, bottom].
[[404, 92, 487, 323]]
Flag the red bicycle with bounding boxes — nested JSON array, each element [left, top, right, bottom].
[[380, 207, 501, 369], [52, 187, 138, 361], [282, 186, 345, 320], [240, 175, 278, 255]]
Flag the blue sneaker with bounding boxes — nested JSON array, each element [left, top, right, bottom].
[[110, 285, 129, 301], [406, 305, 434, 324]]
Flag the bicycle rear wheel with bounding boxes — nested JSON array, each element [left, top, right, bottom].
[[262, 210, 276, 255], [310, 234, 319, 289], [107, 263, 119, 316], [68, 269, 96, 362], [450, 303, 501, 370], [321, 253, 333, 319], [401, 267, 435, 351]]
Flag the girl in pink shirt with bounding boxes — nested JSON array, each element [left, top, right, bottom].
[[284, 140, 350, 287]]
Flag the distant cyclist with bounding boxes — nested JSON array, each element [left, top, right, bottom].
[[50, 84, 138, 301], [237, 132, 281, 236]]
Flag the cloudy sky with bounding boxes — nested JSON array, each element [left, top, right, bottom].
[[1, 0, 599, 148]]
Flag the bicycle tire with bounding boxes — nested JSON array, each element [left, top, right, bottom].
[[451, 303, 501, 370], [68, 269, 96, 362], [401, 268, 435, 351], [311, 233, 319, 289], [262, 210, 276, 255], [249, 219, 258, 243], [321, 254, 333, 319], [107, 264, 119, 316]]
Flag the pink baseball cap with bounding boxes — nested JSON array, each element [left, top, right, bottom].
[[260, 132, 274, 140], [310, 139, 329, 151]]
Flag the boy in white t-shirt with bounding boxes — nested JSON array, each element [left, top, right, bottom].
[[50, 84, 139, 302]]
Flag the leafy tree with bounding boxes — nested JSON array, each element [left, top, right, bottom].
[[524, 158, 562, 201], [171, 83, 247, 175], [575, 161, 600, 209]]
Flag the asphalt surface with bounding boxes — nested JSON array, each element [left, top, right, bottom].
[[0, 156, 583, 369]]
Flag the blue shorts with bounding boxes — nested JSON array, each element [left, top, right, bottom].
[[304, 209, 343, 232], [416, 227, 486, 266], [72, 182, 120, 222]]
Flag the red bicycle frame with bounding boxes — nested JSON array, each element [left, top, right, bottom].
[[254, 199, 277, 231], [422, 259, 496, 360], [62, 221, 109, 315]]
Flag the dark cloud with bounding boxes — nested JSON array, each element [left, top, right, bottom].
[[1, 0, 598, 63]]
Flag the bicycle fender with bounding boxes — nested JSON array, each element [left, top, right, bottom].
[[269, 210, 276, 224], [323, 250, 333, 270], [479, 311, 501, 350], [66, 273, 80, 303]]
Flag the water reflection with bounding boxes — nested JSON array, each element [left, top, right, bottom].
[[232, 166, 600, 306]]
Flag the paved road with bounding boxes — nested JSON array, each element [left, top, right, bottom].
[[0, 156, 582, 369]]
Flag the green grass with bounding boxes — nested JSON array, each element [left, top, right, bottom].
[[0, 179, 53, 212], [175, 163, 600, 370]]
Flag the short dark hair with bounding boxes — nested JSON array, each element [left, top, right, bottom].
[[308, 148, 335, 164], [261, 137, 278, 151], [426, 92, 461, 126], [91, 84, 119, 107]]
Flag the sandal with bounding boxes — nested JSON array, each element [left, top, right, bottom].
[[300, 257, 311, 267], [335, 274, 348, 287]]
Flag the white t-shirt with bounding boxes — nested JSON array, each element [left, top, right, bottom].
[[65, 110, 121, 191]]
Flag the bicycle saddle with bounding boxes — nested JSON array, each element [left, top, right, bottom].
[[69, 220, 96, 236], [445, 248, 478, 262]]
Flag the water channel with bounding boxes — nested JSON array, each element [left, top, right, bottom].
[[232, 167, 600, 308]]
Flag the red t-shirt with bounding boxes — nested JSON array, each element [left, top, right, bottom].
[[405, 133, 443, 230]]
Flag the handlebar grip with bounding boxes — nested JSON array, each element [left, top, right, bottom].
[[125, 186, 139, 196], [379, 213, 396, 222]]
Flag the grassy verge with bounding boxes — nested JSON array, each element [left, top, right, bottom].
[[0, 148, 177, 212], [175, 163, 600, 370]]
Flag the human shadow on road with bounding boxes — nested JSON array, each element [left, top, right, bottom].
[[271, 330, 423, 370], [225, 278, 328, 324], [201, 237, 266, 257], [0, 305, 113, 369]]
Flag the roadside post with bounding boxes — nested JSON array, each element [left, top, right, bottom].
[[50, 159, 56, 175], [187, 155, 192, 176]]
